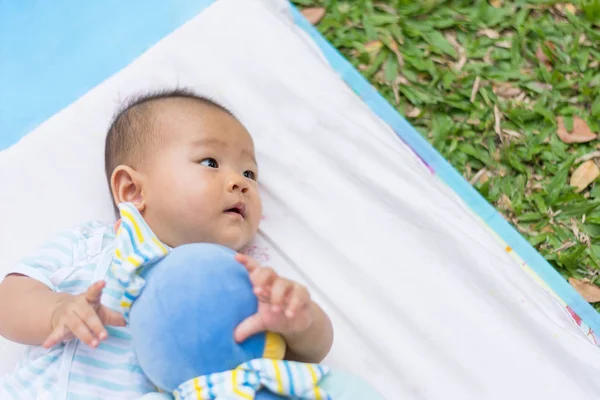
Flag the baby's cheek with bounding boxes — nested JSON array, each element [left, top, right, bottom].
[[180, 201, 213, 232], [249, 197, 263, 223], [177, 181, 212, 211]]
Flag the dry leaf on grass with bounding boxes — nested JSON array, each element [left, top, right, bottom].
[[556, 3, 578, 15], [301, 7, 326, 25], [556, 116, 597, 143], [570, 160, 600, 193], [493, 83, 522, 98], [363, 40, 383, 63], [469, 168, 490, 185], [444, 32, 467, 72], [364, 40, 383, 54], [455, 50, 467, 71], [502, 129, 522, 138], [478, 29, 501, 39], [497, 194, 513, 212], [575, 151, 600, 164], [396, 75, 409, 86], [374, 3, 398, 15], [495, 41, 512, 49], [535, 46, 549, 63], [493, 105, 503, 141], [565, 3, 577, 13], [483, 48, 494, 64], [515, 91, 528, 102], [528, 82, 553, 92], [552, 241, 576, 253], [386, 39, 405, 68], [470, 76, 481, 103], [444, 31, 460, 48], [405, 106, 422, 118], [541, 226, 554, 233], [535, 42, 555, 69], [392, 81, 400, 104], [569, 278, 600, 303], [490, 0, 503, 7]]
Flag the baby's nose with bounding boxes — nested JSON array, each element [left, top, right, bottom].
[[228, 175, 249, 193]]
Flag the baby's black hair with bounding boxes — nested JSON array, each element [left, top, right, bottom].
[[104, 88, 233, 213]]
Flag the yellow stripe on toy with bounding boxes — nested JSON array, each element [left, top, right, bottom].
[[308, 364, 322, 400], [272, 359, 284, 393], [232, 369, 253, 400], [173, 358, 331, 400], [193, 377, 202, 400], [262, 331, 286, 360]]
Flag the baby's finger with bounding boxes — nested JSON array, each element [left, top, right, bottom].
[[235, 253, 261, 273], [253, 287, 271, 303], [251, 267, 277, 289], [270, 279, 293, 310], [234, 313, 266, 343], [42, 324, 71, 349], [286, 285, 311, 318], [98, 306, 126, 327], [85, 281, 106, 304], [76, 305, 107, 341], [66, 315, 98, 348]]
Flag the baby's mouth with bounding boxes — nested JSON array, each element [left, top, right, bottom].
[[224, 202, 246, 218]]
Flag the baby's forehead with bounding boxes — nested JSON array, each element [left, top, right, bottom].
[[150, 97, 224, 125], [149, 98, 254, 148]]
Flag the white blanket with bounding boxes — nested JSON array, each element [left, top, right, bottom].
[[1, 0, 600, 398]]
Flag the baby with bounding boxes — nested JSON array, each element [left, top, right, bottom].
[[0, 89, 334, 399]]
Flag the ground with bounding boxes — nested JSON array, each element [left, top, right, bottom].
[[292, 0, 600, 309]]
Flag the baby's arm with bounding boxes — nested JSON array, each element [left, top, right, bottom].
[[282, 301, 333, 363], [0, 274, 70, 345], [234, 254, 334, 363], [0, 276, 125, 348], [0, 228, 125, 348]]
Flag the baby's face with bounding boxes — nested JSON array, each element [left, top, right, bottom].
[[141, 100, 261, 250]]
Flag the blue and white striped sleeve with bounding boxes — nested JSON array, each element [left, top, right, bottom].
[[6, 230, 81, 291]]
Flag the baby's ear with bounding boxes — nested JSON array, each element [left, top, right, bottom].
[[111, 165, 146, 212]]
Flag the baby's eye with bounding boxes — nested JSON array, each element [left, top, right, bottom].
[[243, 170, 257, 181], [200, 158, 219, 168]]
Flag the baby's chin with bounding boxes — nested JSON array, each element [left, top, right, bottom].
[[224, 238, 253, 253], [213, 226, 257, 252], [162, 233, 251, 252], [209, 233, 254, 253]]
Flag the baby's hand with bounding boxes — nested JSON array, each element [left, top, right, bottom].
[[234, 254, 313, 343], [43, 281, 126, 349]]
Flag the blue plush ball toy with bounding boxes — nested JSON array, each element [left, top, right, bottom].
[[113, 202, 383, 400], [129, 243, 288, 399]]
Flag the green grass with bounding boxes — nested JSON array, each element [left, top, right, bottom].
[[292, 0, 600, 309]]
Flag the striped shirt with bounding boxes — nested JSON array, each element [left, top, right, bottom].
[[0, 221, 155, 399]]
